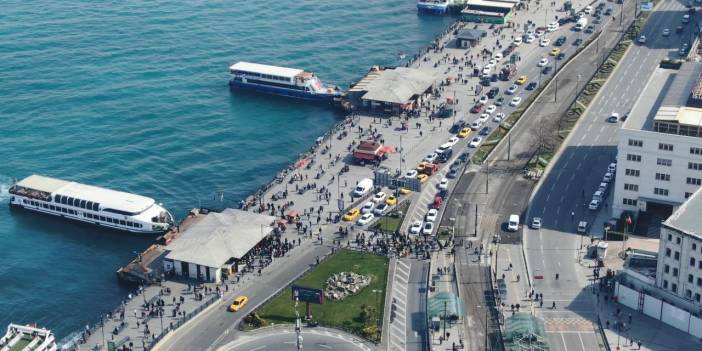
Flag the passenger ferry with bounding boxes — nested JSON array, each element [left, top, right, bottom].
[[8, 175, 173, 234], [0, 323, 57, 351], [417, 0, 449, 14], [228, 61, 342, 102]]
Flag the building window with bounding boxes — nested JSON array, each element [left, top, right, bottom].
[[624, 183, 639, 191], [666, 248, 672, 257], [663, 280, 669, 288], [686, 177, 702, 186], [686, 290, 692, 299], [673, 267, 679, 276], [676, 237, 681, 244], [689, 162, 702, 170], [627, 154, 642, 162], [689, 274, 694, 283], [686, 192, 694, 199], [665, 264, 670, 273], [691, 147, 702, 155], [623, 198, 638, 206], [698, 277, 702, 287], [692, 257, 697, 266], [629, 139, 643, 147], [696, 293, 701, 302], [659, 143, 674, 151], [654, 188, 669, 196], [625, 169, 640, 177], [658, 158, 673, 166], [672, 283, 678, 293], [668, 234, 673, 241], [655, 173, 671, 181], [674, 251, 680, 260], [694, 243, 698, 250], [699, 261, 702, 269]]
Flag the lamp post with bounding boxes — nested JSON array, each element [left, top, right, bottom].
[[294, 297, 303, 351], [443, 300, 448, 339]]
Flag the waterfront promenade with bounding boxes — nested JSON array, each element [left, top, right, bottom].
[[90, 1, 605, 350]]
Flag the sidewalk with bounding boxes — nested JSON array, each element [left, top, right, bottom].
[[493, 242, 532, 316]]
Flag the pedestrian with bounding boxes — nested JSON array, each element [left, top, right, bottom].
[[637, 340, 642, 349], [628, 313, 632, 324]]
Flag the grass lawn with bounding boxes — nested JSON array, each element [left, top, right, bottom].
[[373, 216, 402, 233], [253, 249, 389, 341]]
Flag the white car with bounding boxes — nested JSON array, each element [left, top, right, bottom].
[[662, 28, 670, 37], [478, 113, 490, 123], [531, 217, 542, 229], [513, 36, 523, 46], [493, 53, 503, 61], [405, 169, 418, 179], [479, 95, 489, 105], [468, 137, 483, 148], [372, 191, 387, 203], [509, 96, 522, 106], [425, 208, 439, 222], [588, 199, 600, 210], [539, 38, 551, 47], [603, 172, 613, 183], [422, 221, 434, 235], [525, 35, 535, 43], [485, 104, 496, 114], [482, 67, 492, 76], [409, 221, 422, 234], [493, 112, 505, 122], [437, 178, 449, 190], [607, 162, 617, 173], [547, 22, 559, 32], [507, 214, 520, 231], [638, 35, 646, 44], [577, 221, 588, 234], [584, 5, 592, 14], [487, 59, 497, 67], [538, 58, 549, 67], [506, 84, 519, 95], [446, 136, 460, 147], [424, 153, 439, 162], [357, 213, 374, 226], [607, 112, 620, 123], [373, 203, 388, 215], [470, 120, 482, 130], [535, 30, 544, 38], [361, 201, 375, 214]]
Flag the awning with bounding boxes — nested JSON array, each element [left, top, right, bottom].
[[286, 210, 300, 217], [353, 152, 377, 161], [380, 146, 396, 154]]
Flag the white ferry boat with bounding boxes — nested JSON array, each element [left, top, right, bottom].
[[417, 0, 449, 14], [0, 323, 57, 351], [8, 175, 173, 234], [229, 61, 342, 102]]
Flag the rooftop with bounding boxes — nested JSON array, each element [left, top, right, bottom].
[[164, 209, 276, 268], [15, 175, 157, 214], [361, 67, 436, 104], [229, 61, 303, 78], [664, 186, 702, 240], [456, 28, 486, 41], [464, 0, 516, 10], [624, 63, 702, 132]]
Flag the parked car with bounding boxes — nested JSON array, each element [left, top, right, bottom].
[[425, 208, 439, 222], [495, 96, 505, 106], [485, 104, 497, 114], [437, 178, 449, 191], [479, 126, 491, 136], [506, 84, 519, 94], [450, 120, 466, 133], [542, 66, 553, 75], [607, 112, 620, 123], [373, 203, 388, 215], [372, 192, 387, 203], [470, 104, 483, 113], [458, 127, 471, 138], [526, 82, 538, 90], [386, 195, 397, 205], [361, 201, 375, 214], [507, 214, 520, 231], [357, 213, 374, 226], [409, 220, 422, 234], [493, 112, 505, 122]]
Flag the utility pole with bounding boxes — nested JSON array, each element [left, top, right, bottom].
[[485, 162, 489, 194], [443, 300, 448, 339], [474, 204, 479, 236], [295, 297, 303, 351], [554, 59, 558, 102], [452, 89, 457, 127], [507, 133, 511, 161]]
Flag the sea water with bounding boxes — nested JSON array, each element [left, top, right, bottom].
[[0, 0, 453, 338]]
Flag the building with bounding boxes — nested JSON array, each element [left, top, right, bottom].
[[455, 29, 486, 48], [162, 208, 275, 283], [461, 0, 515, 24], [612, 63, 702, 220], [347, 66, 436, 114], [655, 186, 702, 304]]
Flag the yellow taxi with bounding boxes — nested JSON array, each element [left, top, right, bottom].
[[386, 195, 398, 205], [416, 162, 428, 172], [515, 75, 528, 85], [549, 48, 561, 56], [457, 127, 471, 138], [398, 188, 411, 195], [418, 174, 429, 183], [228, 296, 248, 312], [342, 208, 361, 221]]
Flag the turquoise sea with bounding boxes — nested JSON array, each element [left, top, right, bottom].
[[0, 0, 452, 339]]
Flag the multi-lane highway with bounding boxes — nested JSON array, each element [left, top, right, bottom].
[[524, 2, 695, 351]]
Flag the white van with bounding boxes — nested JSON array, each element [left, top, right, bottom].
[[507, 214, 520, 231], [353, 178, 373, 197], [683, 14, 690, 24], [577, 221, 588, 234]]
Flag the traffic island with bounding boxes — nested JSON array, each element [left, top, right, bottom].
[[241, 249, 389, 343]]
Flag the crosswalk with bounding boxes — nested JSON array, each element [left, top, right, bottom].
[[388, 260, 410, 351], [544, 317, 596, 332]]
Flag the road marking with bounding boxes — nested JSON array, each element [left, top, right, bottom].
[[546, 194, 551, 202], [318, 344, 332, 350], [250, 346, 266, 351], [561, 332, 570, 351]]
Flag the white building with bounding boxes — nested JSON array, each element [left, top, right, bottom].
[[613, 63, 702, 219], [655, 186, 702, 305], [163, 208, 276, 284]]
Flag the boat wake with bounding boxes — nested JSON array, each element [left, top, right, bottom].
[[0, 182, 10, 201]]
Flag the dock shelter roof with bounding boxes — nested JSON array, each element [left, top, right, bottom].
[[457, 29, 486, 41], [165, 209, 276, 268], [361, 67, 435, 105]]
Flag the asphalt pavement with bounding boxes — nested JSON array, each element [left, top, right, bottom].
[[524, 2, 697, 351], [219, 326, 373, 351]]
